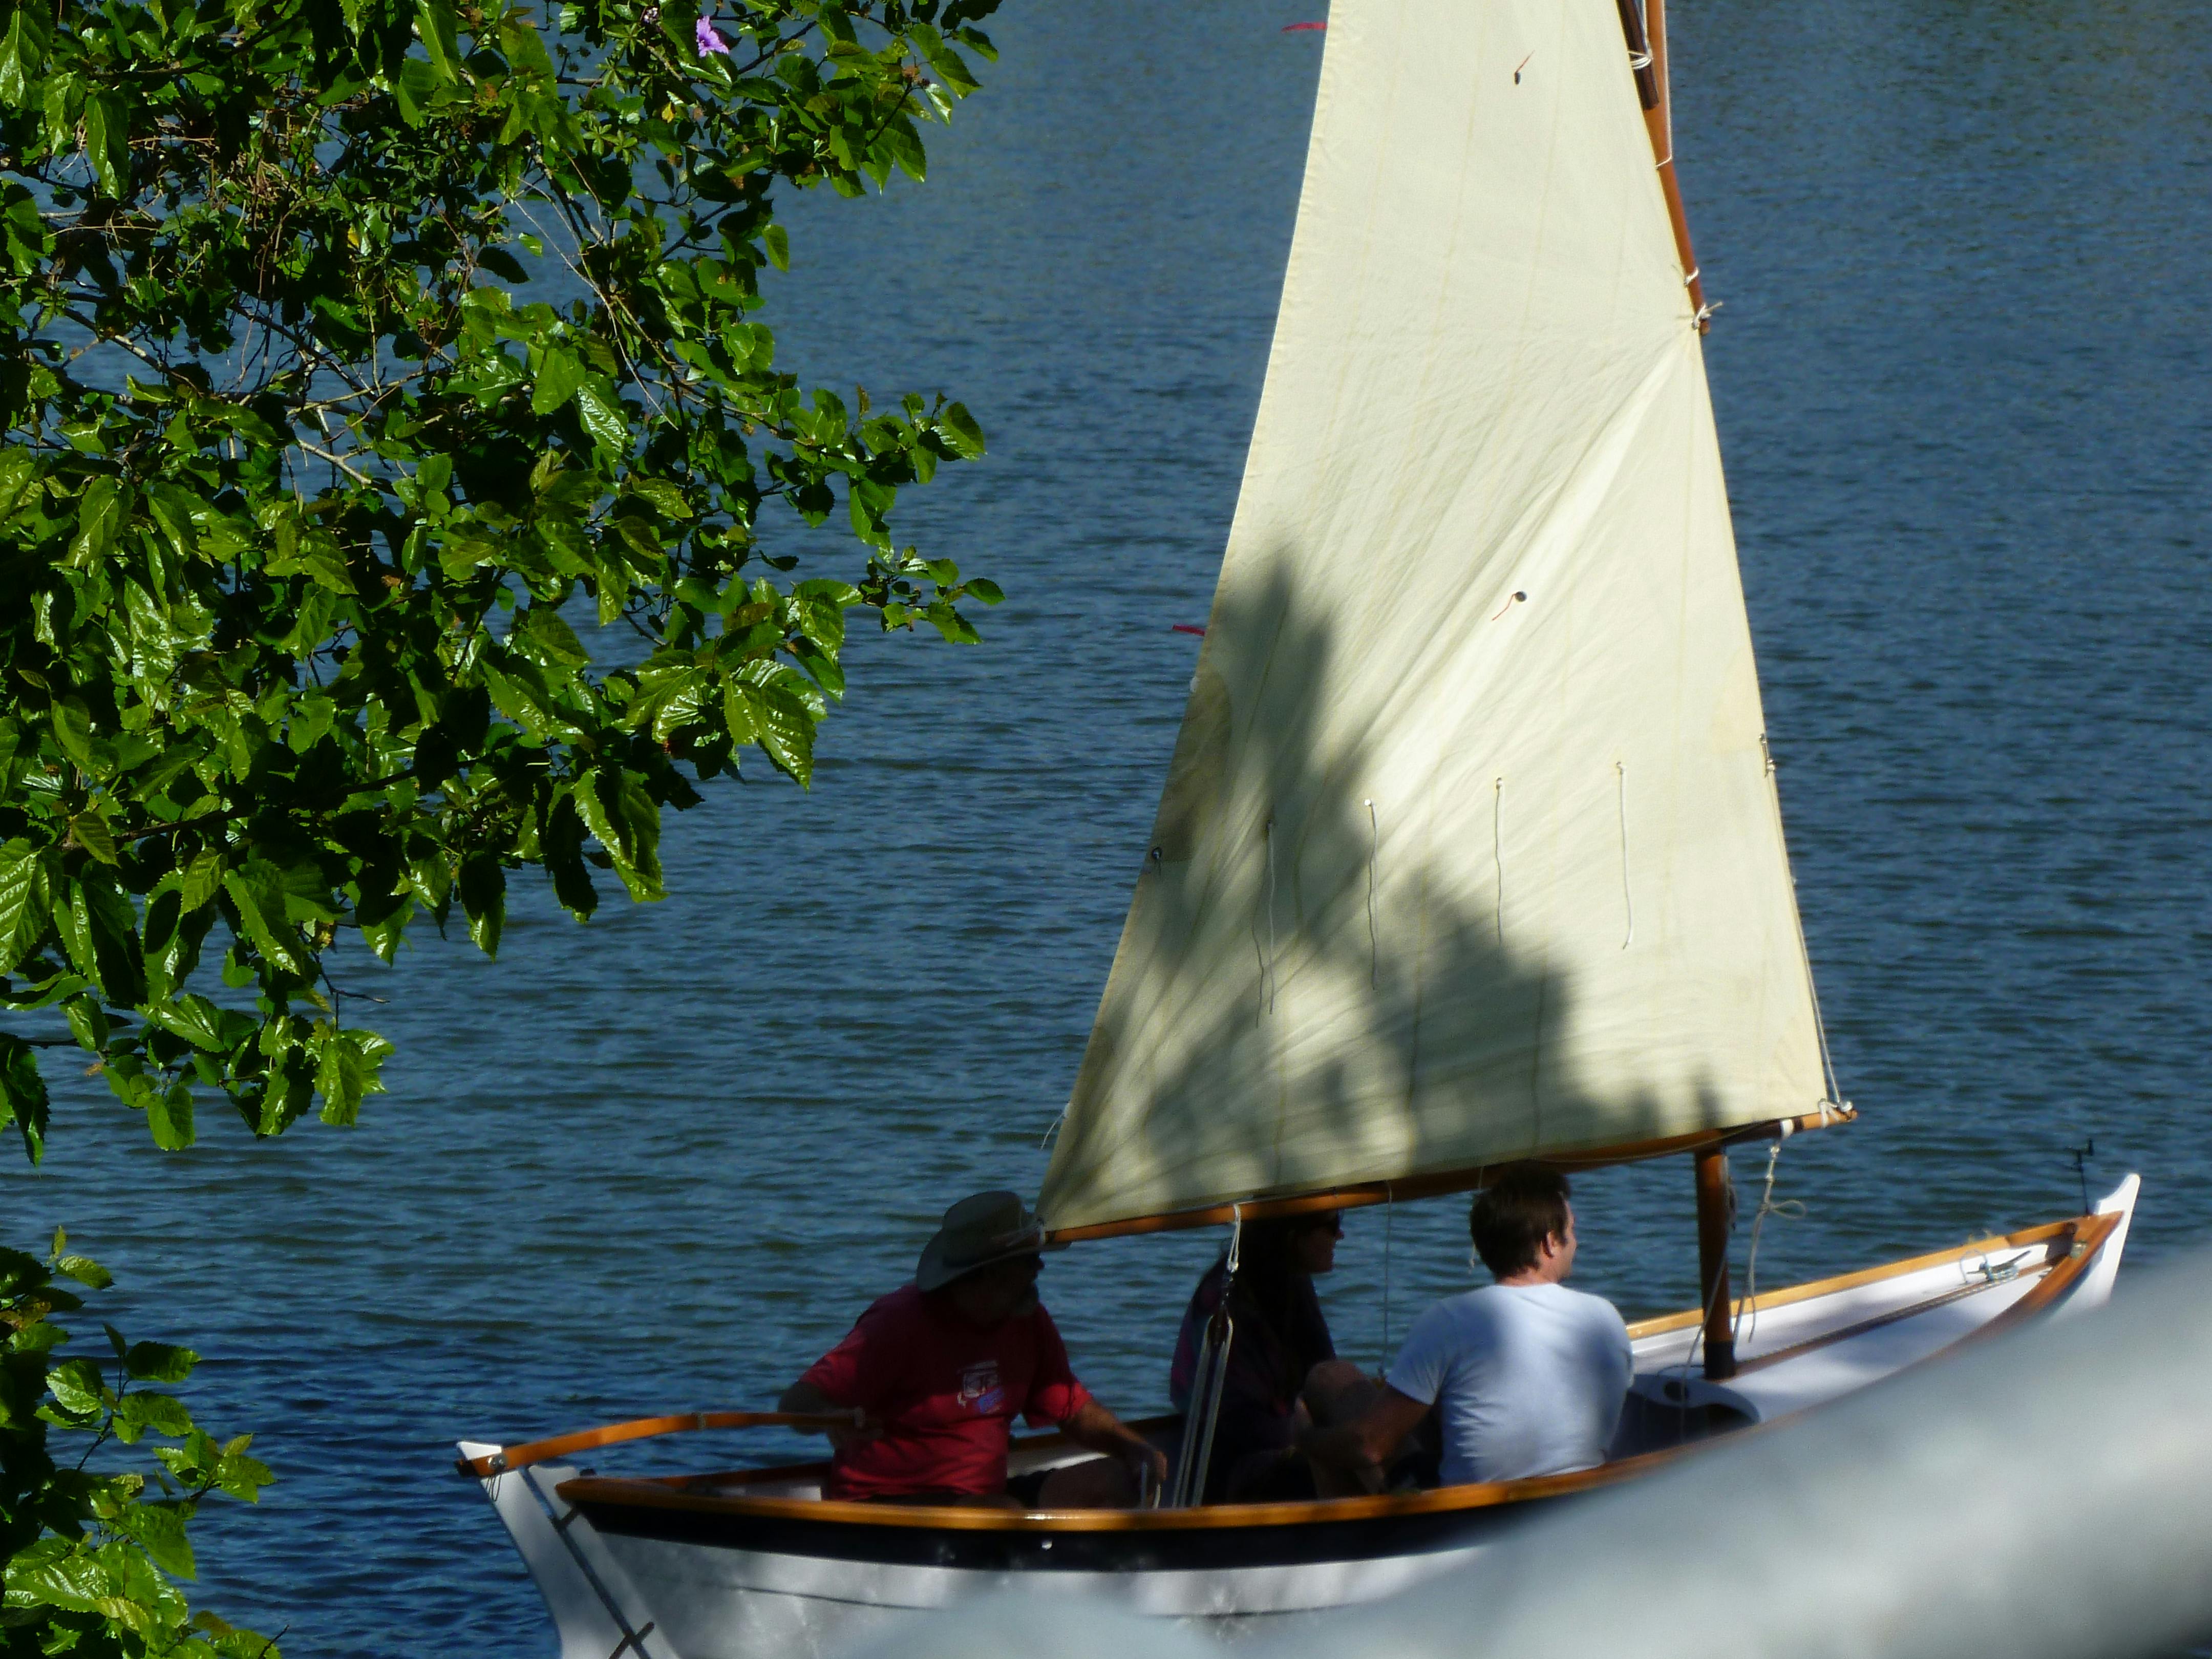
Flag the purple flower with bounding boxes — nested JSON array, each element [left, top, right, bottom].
[[694, 14, 729, 55]]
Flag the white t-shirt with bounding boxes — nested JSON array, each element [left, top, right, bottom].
[[1385, 1282, 1633, 1485]]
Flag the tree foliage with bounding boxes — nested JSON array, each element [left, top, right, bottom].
[[0, 0, 1003, 1159], [0, 0, 1004, 1641], [2, 1234, 275, 1656]]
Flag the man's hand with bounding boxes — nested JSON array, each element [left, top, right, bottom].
[[1300, 1384, 1430, 1491], [1063, 1399, 1169, 1497], [777, 1380, 880, 1451], [1123, 1437, 1172, 1499]]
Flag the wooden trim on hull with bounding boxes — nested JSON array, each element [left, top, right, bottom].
[[571, 1477, 1594, 1572], [1043, 1107, 1856, 1244], [563, 1446, 1681, 1561], [1972, 1210, 2120, 1337], [1720, 1210, 2118, 1378], [1624, 1215, 2081, 1339]]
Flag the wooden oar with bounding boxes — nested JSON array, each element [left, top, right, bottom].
[[455, 1410, 858, 1479]]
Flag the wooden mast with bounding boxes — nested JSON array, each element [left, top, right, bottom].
[[1614, 0, 1709, 330], [1695, 1147, 1738, 1379]]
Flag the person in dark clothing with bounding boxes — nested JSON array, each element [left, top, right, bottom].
[[1167, 1210, 1373, 1502]]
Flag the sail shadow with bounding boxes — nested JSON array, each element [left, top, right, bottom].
[[1042, 562, 1707, 1229]]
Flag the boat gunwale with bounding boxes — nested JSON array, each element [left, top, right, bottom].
[[552, 1210, 2112, 1538], [1622, 1214, 2078, 1337], [558, 1442, 1682, 1534]]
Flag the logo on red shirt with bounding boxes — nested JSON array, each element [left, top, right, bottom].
[[958, 1361, 1005, 1415]]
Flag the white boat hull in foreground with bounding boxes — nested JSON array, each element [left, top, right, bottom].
[[458, 1177, 2137, 1659]]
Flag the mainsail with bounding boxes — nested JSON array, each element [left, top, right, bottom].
[[1037, 0, 1831, 1234]]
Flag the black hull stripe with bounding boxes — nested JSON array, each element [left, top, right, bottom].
[[576, 1488, 1588, 1572]]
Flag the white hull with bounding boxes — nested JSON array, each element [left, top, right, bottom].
[[461, 1177, 2138, 1659]]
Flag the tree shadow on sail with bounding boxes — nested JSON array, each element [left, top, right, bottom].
[[1041, 563, 1737, 1229]]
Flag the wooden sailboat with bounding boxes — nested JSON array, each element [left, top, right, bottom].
[[458, 0, 2141, 1652]]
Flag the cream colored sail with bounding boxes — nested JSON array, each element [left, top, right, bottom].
[[1037, 0, 1830, 1232]]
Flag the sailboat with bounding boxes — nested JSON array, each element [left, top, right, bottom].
[[458, 0, 2140, 1652]]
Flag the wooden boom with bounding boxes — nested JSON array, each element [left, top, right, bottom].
[[454, 1409, 857, 1480], [1042, 1107, 1854, 1245]]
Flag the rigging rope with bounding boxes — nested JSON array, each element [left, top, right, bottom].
[[1735, 1138, 1806, 1351], [1761, 735, 1848, 1113]]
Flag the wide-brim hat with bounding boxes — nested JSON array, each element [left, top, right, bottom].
[[915, 1190, 1064, 1292]]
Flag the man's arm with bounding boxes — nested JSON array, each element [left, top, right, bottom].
[[777, 1379, 876, 1452], [1060, 1398, 1171, 1492], [1300, 1385, 1431, 1487]]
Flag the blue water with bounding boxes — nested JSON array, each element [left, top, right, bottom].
[[5, 0, 2207, 1652]]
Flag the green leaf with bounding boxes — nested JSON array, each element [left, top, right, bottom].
[[45, 1356, 107, 1417], [142, 1077, 194, 1150], [625, 477, 692, 519], [143, 994, 225, 1051], [114, 1389, 195, 1444], [417, 0, 462, 80], [179, 849, 225, 914], [70, 806, 118, 865], [52, 1250, 111, 1289], [81, 92, 127, 198], [938, 402, 986, 459], [0, 1035, 51, 1159], [122, 1340, 197, 1383], [728, 662, 820, 785], [51, 695, 97, 772], [72, 875, 145, 1006], [909, 25, 981, 96], [574, 375, 628, 454], [456, 855, 504, 959], [541, 794, 597, 920], [571, 771, 663, 903], [222, 862, 308, 979], [478, 245, 527, 283], [256, 1046, 316, 1136], [3, 1536, 109, 1613], [509, 605, 589, 669], [530, 345, 584, 415], [0, 838, 53, 972], [314, 1036, 366, 1125], [0, 6, 44, 111], [212, 1437, 273, 1503]]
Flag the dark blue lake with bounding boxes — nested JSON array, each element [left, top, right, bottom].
[[6, 0, 2207, 1652]]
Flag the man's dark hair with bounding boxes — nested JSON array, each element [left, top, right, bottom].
[[1469, 1165, 1572, 1278]]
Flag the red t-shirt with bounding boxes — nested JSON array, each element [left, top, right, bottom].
[[798, 1284, 1092, 1500]]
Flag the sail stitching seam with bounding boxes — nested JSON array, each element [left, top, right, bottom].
[[1265, 816, 1279, 1014], [1364, 799, 1379, 988], [1492, 777, 1504, 946], [1615, 761, 1634, 949]]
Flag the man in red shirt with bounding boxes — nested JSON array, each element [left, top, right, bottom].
[[778, 1190, 1168, 1507]]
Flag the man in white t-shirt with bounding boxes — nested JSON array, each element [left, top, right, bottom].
[[1302, 1165, 1632, 1489]]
